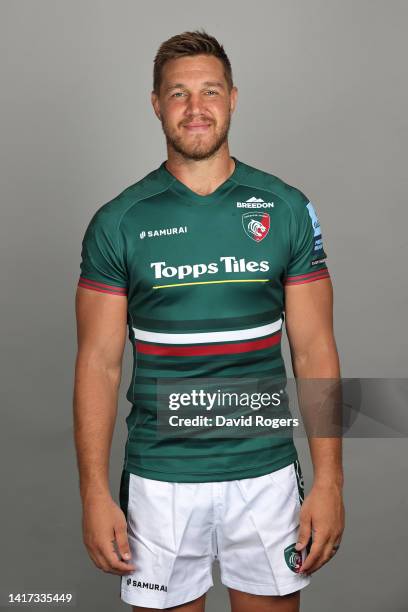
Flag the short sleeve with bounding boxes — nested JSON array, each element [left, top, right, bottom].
[[77, 206, 128, 296], [284, 195, 330, 286]]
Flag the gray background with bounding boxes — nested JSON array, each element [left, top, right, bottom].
[[1, 0, 407, 610]]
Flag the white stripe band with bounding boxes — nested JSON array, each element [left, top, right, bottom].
[[132, 318, 282, 345]]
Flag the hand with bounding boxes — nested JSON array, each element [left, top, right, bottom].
[[295, 482, 345, 576], [82, 494, 136, 575]]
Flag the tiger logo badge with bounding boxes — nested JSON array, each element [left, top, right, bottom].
[[242, 212, 270, 242]]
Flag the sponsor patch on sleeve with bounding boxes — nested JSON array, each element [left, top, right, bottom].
[[307, 201, 327, 264]]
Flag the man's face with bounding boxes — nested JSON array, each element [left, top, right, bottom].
[[151, 54, 238, 161]]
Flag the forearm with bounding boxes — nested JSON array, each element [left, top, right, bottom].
[[308, 437, 343, 488], [292, 342, 344, 488], [73, 356, 121, 503]]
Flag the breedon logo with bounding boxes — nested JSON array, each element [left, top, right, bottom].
[[236, 196, 274, 208]]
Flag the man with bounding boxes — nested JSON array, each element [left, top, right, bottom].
[[74, 29, 344, 612]]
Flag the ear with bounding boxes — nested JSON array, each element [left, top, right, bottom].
[[230, 86, 238, 114], [151, 91, 161, 120]]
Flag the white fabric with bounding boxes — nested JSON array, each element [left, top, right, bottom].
[[120, 462, 311, 608], [131, 317, 282, 344]]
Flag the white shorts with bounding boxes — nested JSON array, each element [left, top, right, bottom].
[[119, 460, 311, 609]]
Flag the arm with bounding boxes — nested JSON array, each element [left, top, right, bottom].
[[74, 286, 127, 501], [73, 286, 135, 575], [284, 276, 345, 575]]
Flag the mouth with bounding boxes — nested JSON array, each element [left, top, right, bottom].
[[183, 122, 212, 133]]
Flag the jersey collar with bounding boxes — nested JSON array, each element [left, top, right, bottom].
[[158, 156, 241, 205]]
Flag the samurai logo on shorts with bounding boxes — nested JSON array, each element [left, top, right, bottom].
[[284, 543, 303, 573], [242, 212, 270, 242], [126, 578, 168, 592]]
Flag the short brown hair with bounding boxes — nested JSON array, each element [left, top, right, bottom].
[[153, 29, 233, 95]]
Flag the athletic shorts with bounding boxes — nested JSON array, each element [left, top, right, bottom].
[[118, 460, 311, 609]]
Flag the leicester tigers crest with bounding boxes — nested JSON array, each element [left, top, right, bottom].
[[284, 543, 303, 573], [242, 212, 270, 242]]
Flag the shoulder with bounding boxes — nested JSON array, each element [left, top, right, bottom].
[[235, 159, 310, 217], [86, 164, 170, 232]]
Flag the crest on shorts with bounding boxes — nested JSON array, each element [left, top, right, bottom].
[[242, 212, 270, 242], [284, 543, 303, 573]]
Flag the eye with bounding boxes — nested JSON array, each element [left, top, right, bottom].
[[171, 92, 185, 98], [206, 90, 218, 95]]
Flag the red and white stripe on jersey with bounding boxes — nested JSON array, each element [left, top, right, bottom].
[[77, 276, 127, 296], [133, 318, 283, 357], [284, 268, 330, 286]]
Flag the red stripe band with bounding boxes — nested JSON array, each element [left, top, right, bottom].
[[78, 277, 127, 295], [136, 332, 282, 356], [285, 270, 330, 285]]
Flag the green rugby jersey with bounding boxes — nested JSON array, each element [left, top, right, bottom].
[[77, 156, 329, 482]]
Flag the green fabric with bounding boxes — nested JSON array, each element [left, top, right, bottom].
[[78, 157, 329, 482]]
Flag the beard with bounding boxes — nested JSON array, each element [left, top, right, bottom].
[[160, 112, 232, 161]]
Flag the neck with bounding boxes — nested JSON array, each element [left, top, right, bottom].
[[164, 147, 235, 196]]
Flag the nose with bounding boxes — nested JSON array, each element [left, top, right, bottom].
[[185, 92, 207, 116]]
